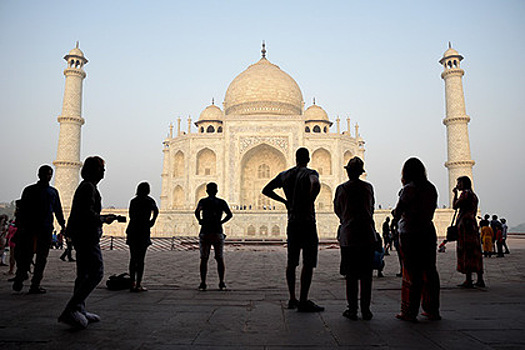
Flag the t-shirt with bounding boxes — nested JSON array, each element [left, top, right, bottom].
[[196, 196, 232, 235], [19, 181, 65, 231], [334, 179, 375, 247], [273, 166, 319, 222]]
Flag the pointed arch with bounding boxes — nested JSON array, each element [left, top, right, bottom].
[[271, 225, 280, 236], [196, 148, 216, 176], [195, 183, 207, 206], [240, 144, 286, 210], [312, 148, 332, 175], [247, 225, 256, 236], [172, 185, 185, 209], [260, 225, 268, 236], [317, 183, 333, 211], [173, 151, 185, 177], [344, 150, 354, 165]]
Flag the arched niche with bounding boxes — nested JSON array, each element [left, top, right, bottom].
[[317, 183, 333, 211], [240, 144, 286, 210], [247, 225, 256, 236], [172, 185, 184, 209], [260, 225, 268, 236], [173, 151, 185, 177], [195, 183, 207, 206], [271, 225, 280, 236], [343, 150, 354, 165], [196, 148, 216, 176], [312, 148, 332, 175]]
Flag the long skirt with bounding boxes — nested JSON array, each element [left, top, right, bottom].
[[457, 217, 483, 274]]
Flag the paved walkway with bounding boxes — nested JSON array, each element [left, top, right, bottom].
[[1, 238, 524, 349]]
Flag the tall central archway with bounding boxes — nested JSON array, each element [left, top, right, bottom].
[[240, 144, 286, 209]]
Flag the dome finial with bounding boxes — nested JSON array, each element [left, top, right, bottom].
[[313, 97, 316, 105], [448, 41, 452, 49], [211, 97, 215, 105], [76, 41, 79, 49], [261, 40, 266, 59]]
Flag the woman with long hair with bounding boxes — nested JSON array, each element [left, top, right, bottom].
[[126, 182, 159, 292], [392, 158, 440, 322], [453, 176, 484, 288]]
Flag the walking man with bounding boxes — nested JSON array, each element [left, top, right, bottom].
[[194, 182, 232, 291], [13, 165, 66, 294], [59, 156, 118, 329], [262, 147, 324, 312]]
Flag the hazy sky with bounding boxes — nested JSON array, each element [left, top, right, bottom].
[[1, 1, 524, 227]]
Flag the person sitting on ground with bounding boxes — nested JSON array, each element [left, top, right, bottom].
[[194, 182, 232, 291]]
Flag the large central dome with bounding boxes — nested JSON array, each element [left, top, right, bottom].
[[224, 57, 304, 116]]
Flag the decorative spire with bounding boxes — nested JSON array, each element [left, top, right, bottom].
[[76, 41, 79, 49], [261, 41, 266, 59], [448, 41, 451, 49], [211, 97, 215, 105], [313, 97, 316, 105]]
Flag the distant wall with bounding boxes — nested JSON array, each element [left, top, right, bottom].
[[102, 208, 455, 240]]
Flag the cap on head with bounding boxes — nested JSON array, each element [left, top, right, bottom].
[[344, 156, 365, 174]]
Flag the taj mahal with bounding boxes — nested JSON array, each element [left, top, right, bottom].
[[53, 43, 474, 240]]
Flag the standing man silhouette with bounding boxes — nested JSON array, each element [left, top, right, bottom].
[[262, 147, 323, 312], [194, 182, 232, 291], [13, 165, 66, 294]]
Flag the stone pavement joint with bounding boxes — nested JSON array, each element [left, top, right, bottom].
[[0, 238, 524, 349]]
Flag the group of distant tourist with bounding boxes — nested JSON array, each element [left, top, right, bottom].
[[2, 148, 512, 330]]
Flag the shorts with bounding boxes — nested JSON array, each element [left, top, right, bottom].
[[199, 233, 225, 260], [286, 220, 319, 268]]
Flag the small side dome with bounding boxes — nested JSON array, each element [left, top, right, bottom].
[[68, 47, 85, 58], [304, 104, 329, 121], [199, 104, 223, 121]]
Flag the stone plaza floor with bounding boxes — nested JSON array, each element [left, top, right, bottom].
[[1, 237, 524, 349]]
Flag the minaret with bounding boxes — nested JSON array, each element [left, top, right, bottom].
[[53, 43, 88, 211], [440, 44, 475, 205]]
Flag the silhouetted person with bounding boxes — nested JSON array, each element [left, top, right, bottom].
[[194, 182, 232, 291], [59, 156, 118, 329], [12, 165, 66, 294], [262, 147, 323, 312], [392, 158, 441, 322], [390, 220, 403, 277], [490, 215, 504, 257], [500, 218, 510, 254], [126, 182, 158, 292], [60, 234, 75, 262], [334, 157, 376, 320], [453, 176, 485, 288], [382, 217, 392, 255]]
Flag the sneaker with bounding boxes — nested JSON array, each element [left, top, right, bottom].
[[297, 300, 325, 313], [342, 309, 358, 320], [28, 286, 47, 294], [136, 285, 148, 292], [362, 310, 373, 321], [198, 282, 207, 291], [58, 310, 88, 329], [287, 299, 299, 309], [218, 282, 226, 291], [83, 311, 101, 323]]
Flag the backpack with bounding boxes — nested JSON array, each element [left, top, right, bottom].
[[106, 273, 132, 291]]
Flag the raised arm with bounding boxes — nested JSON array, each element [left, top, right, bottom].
[[221, 201, 233, 225]]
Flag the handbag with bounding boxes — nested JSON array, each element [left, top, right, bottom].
[[446, 210, 459, 242]]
